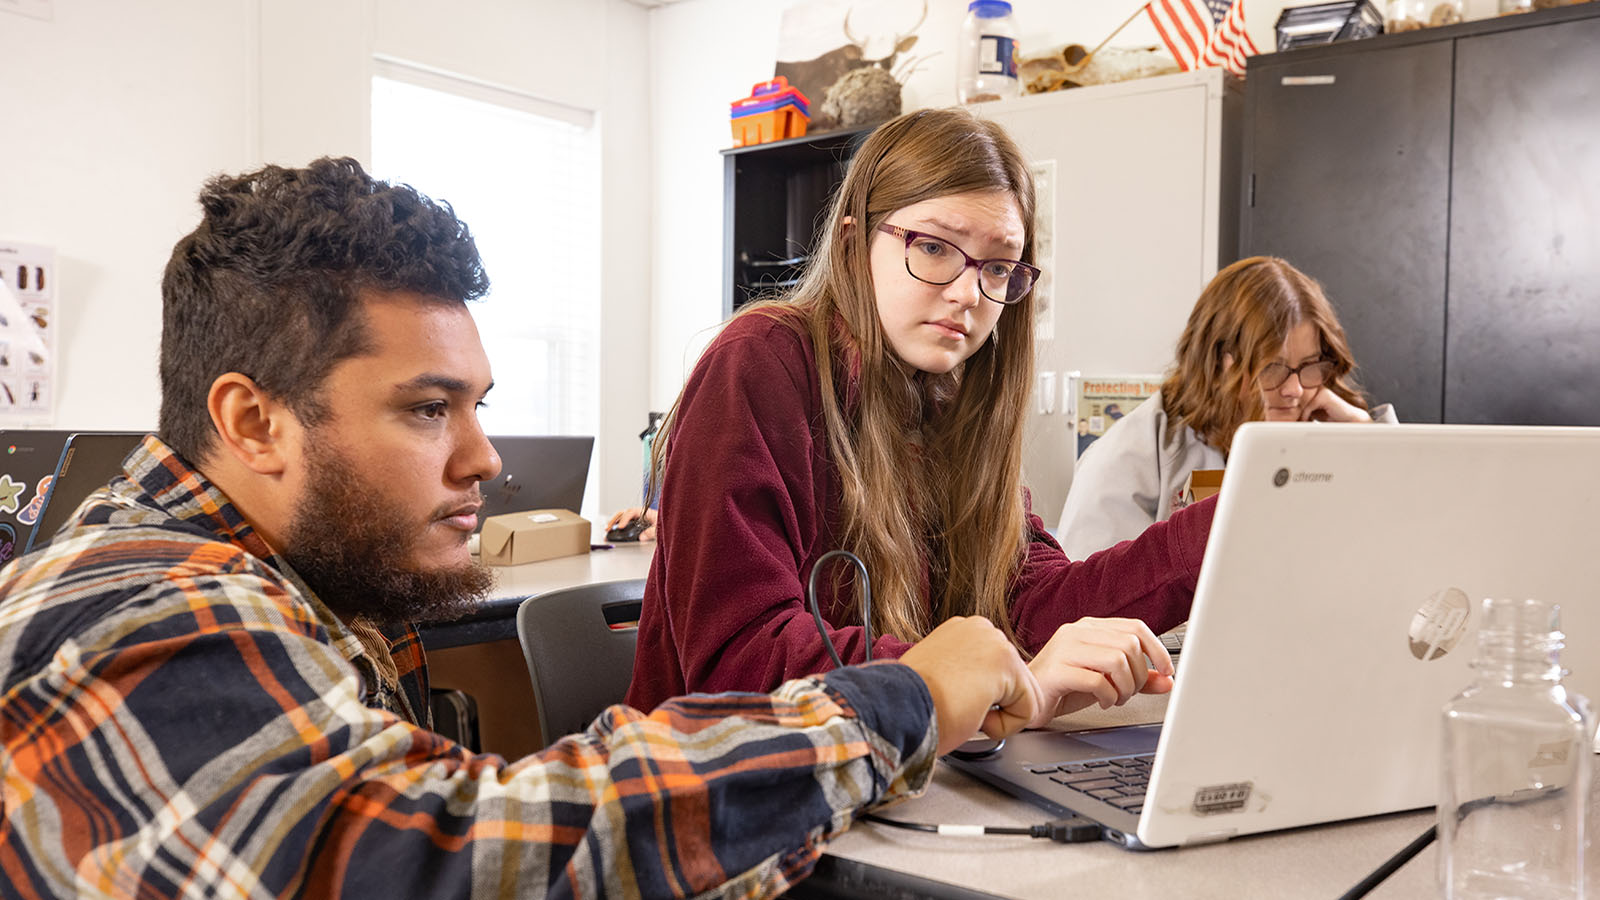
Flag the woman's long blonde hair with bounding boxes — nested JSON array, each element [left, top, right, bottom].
[[654, 107, 1039, 647], [1160, 256, 1369, 455]]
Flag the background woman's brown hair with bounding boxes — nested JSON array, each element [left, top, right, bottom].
[[1159, 256, 1369, 455]]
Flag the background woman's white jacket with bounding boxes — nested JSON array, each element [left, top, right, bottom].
[[1057, 390, 1396, 560]]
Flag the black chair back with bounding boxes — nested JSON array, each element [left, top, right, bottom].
[[515, 578, 644, 746]]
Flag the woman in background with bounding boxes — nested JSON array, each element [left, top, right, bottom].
[[1057, 256, 1396, 560], [627, 107, 1215, 714]]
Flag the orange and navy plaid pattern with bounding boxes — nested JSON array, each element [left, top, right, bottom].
[[0, 436, 936, 898]]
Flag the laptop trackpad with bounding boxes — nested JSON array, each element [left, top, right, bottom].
[[1017, 722, 1162, 763]]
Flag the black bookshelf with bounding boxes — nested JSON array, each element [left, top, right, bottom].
[[721, 126, 871, 315]]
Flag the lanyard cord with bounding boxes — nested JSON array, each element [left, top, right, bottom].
[[807, 549, 873, 667]]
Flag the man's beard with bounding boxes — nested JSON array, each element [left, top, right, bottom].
[[281, 444, 493, 628]]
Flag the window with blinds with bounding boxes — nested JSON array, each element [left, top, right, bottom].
[[371, 63, 600, 514]]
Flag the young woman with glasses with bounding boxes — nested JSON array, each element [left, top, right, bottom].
[[1057, 256, 1397, 561], [627, 108, 1216, 717]]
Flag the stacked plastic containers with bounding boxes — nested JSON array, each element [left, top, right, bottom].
[[730, 76, 811, 147]]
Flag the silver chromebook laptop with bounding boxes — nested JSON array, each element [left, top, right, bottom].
[[949, 422, 1600, 850]]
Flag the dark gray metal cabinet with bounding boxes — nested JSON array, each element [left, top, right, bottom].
[[1241, 3, 1600, 425], [1447, 13, 1600, 424]]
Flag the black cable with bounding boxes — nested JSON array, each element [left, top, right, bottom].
[[806, 549, 873, 668], [809, 550, 1099, 843], [862, 813, 1103, 843], [1336, 824, 1435, 900], [1340, 790, 1557, 899]]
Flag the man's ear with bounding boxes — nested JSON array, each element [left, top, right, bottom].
[[208, 373, 295, 476]]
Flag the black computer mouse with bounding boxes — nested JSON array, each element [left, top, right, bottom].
[[606, 515, 650, 543]]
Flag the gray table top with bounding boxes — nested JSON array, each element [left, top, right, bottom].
[[823, 694, 1442, 900]]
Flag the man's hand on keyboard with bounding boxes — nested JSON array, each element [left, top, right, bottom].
[[1025, 617, 1174, 727]]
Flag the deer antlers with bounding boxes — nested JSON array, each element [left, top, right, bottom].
[[843, 0, 928, 61]]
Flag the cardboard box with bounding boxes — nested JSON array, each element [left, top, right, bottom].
[[479, 509, 590, 566], [1180, 469, 1225, 508]]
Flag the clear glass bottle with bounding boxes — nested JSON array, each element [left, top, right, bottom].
[[957, 0, 1020, 104], [1439, 597, 1592, 900]]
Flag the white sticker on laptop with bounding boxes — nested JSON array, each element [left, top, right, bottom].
[[1409, 587, 1470, 661], [1192, 782, 1252, 816]]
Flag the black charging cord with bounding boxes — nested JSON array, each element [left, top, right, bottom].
[[861, 812, 1104, 843], [807, 549, 872, 666], [1336, 824, 1435, 900], [806, 549, 1101, 844], [1340, 790, 1555, 899]]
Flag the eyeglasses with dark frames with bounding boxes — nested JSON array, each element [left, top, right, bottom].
[[1258, 359, 1335, 390], [877, 223, 1040, 305]]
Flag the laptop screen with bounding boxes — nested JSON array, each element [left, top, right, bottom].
[[26, 432, 145, 555], [0, 429, 73, 566], [477, 435, 594, 530]]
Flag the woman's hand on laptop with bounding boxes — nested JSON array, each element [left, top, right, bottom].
[[900, 616, 1043, 756], [1026, 617, 1174, 727]]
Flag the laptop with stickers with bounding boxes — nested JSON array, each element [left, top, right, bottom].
[[949, 422, 1600, 849], [24, 431, 146, 555], [477, 435, 594, 530], [0, 430, 73, 567]]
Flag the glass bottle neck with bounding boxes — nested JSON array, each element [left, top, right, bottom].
[[1470, 598, 1567, 685], [1470, 632, 1565, 685]]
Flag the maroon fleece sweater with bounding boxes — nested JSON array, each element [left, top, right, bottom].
[[626, 312, 1215, 710]]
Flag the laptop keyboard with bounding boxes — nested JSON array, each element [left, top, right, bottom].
[[1027, 755, 1153, 813], [1160, 628, 1184, 656]]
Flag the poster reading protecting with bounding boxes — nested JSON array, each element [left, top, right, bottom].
[[1068, 373, 1161, 460], [0, 242, 57, 424]]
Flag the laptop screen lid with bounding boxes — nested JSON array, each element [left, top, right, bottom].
[[478, 435, 594, 530], [0, 430, 73, 566], [949, 422, 1600, 849], [25, 432, 146, 555]]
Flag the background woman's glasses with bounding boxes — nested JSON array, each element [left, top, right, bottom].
[[1258, 359, 1334, 390]]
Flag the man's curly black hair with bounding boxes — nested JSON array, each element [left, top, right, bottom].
[[158, 157, 490, 464]]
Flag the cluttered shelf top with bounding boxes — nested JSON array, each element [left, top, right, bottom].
[[1254, 0, 1598, 66]]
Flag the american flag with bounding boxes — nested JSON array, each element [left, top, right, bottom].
[[1145, 0, 1260, 77]]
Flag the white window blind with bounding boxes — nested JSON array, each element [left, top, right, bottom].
[[371, 65, 600, 514]]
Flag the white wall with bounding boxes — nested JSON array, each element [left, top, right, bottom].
[[0, 0, 653, 515], [648, 0, 787, 407], [0, 1, 258, 431]]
